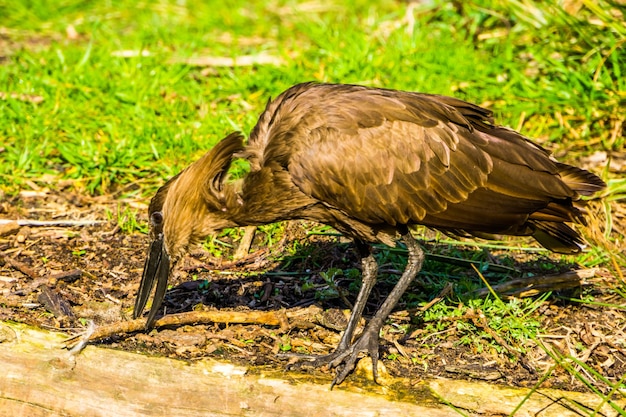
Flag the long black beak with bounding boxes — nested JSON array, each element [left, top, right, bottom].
[[133, 237, 171, 328]]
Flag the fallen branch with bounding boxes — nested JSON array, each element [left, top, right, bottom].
[[0, 91, 44, 104], [1, 255, 39, 279], [183, 249, 273, 273], [0, 219, 106, 227], [169, 52, 284, 67], [3, 263, 83, 293], [65, 309, 290, 347], [234, 225, 257, 260], [469, 268, 598, 298]]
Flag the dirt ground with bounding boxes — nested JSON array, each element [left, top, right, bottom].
[[0, 187, 625, 396]]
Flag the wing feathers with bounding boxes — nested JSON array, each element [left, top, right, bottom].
[[248, 83, 605, 252]]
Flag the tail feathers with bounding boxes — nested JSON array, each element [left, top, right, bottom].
[[531, 220, 585, 254], [530, 164, 604, 253], [557, 163, 606, 197], [530, 201, 586, 225], [440, 221, 586, 254]]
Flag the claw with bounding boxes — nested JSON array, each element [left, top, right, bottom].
[[331, 326, 381, 387], [283, 325, 382, 389]]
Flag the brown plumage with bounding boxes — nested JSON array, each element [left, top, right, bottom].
[[134, 82, 605, 386]]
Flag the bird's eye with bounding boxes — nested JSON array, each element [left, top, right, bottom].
[[150, 211, 164, 226]]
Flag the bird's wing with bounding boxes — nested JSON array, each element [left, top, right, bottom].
[[284, 88, 572, 230], [288, 117, 493, 225]]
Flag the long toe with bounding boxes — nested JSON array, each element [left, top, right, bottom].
[[330, 327, 381, 387], [279, 352, 325, 372], [280, 349, 348, 373], [280, 326, 382, 387]]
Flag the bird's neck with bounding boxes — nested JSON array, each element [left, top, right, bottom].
[[220, 167, 316, 227]]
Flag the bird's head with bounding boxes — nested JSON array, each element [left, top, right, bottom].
[[133, 132, 245, 327]]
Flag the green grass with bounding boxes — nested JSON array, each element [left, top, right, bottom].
[[1, 0, 625, 412], [1, 0, 623, 197]]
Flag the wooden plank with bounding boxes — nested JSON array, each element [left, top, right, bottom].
[[0, 321, 623, 416], [0, 322, 452, 417]]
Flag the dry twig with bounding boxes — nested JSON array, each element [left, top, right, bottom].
[[64, 309, 290, 348], [1, 255, 39, 279], [183, 248, 272, 272], [0, 219, 105, 227], [169, 53, 283, 67], [234, 226, 257, 260], [469, 269, 598, 298]]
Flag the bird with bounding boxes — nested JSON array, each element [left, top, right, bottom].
[[133, 82, 605, 386]]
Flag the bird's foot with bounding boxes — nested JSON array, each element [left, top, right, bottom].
[[284, 326, 381, 388]]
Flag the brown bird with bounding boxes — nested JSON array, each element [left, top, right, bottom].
[[134, 82, 605, 386]]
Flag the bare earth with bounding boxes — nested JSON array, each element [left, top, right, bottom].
[[0, 188, 624, 396]]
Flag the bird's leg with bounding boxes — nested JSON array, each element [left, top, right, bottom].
[[334, 240, 378, 352], [285, 241, 377, 363], [326, 228, 425, 387], [290, 229, 425, 387]]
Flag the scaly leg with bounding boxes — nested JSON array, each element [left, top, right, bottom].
[[333, 240, 377, 352], [292, 228, 425, 387], [285, 240, 377, 363], [327, 228, 425, 387]]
